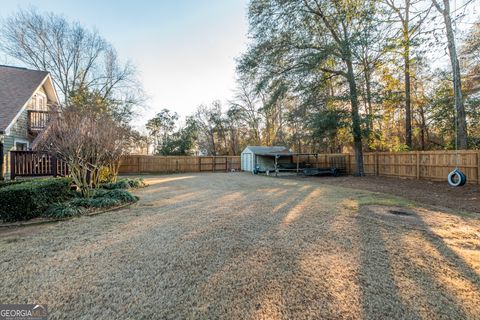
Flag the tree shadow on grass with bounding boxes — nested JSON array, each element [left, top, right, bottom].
[[357, 205, 479, 319]]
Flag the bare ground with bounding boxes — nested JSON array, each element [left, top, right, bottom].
[[288, 175, 480, 213], [0, 173, 479, 319]]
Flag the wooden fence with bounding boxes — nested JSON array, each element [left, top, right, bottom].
[[118, 155, 241, 174], [295, 150, 480, 184], [8, 150, 480, 185]]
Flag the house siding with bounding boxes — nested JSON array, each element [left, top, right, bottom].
[[2, 109, 33, 179]]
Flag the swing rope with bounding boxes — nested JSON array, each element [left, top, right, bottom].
[[447, 0, 467, 187], [453, 0, 459, 168]]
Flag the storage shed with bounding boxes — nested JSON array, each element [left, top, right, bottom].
[[241, 146, 293, 173]]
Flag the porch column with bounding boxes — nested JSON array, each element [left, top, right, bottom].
[[275, 155, 278, 177], [296, 154, 300, 174], [0, 142, 3, 180]]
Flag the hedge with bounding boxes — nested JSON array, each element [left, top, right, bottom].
[[101, 178, 146, 190], [0, 178, 72, 222], [0, 180, 27, 189], [71, 189, 138, 208]]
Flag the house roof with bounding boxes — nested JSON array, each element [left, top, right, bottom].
[[0, 65, 49, 132], [244, 146, 292, 155]]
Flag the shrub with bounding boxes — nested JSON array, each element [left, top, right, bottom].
[[0, 180, 27, 189], [98, 166, 116, 184], [101, 180, 130, 190], [70, 197, 122, 208], [127, 178, 146, 189], [99, 189, 138, 203], [101, 178, 146, 190], [44, 202, 86, 218], [70, 189, 137, 209], [0, 178, 72, 222]]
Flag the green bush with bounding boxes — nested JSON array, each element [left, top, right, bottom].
[[127, 178, 146, 189], [71, 189, 137, 209], [0, 180, 27, 189], [0, 178, 72, 222], [99, 189, 138, 203], [44, 202, 86, 219], [101, 180, 130, 190], [101, 178, 146, 190], [70, 197, 122, 208]]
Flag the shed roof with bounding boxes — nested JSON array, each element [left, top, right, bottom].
[[245, 146, 294, 156], [0, 65, 49, 131], [244, 146, 291, 155]]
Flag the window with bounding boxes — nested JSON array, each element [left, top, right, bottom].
[[29, 93, 47, 111], [37, 95, 45, 110], [30, 95, 37, 109], [15, 142, 27, 151]]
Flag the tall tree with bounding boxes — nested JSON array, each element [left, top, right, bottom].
[[432, 0, 468, 149], [384, 0, 432, 149], [192, 102, 225, 156], [146, 109, 179, 153], [240, 0, 380, 175]]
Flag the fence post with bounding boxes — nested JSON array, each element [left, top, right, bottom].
[[10, 151, 15, 180], [477, 151, 480, 185], [416, 152, 420, 180], [198, 157, 201, 172], [375, 152, 379, 176], [52, 155, 58, 177], [348, 154, 353, 175]]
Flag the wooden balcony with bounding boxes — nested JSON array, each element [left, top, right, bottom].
[[28, 110, 50, 133]]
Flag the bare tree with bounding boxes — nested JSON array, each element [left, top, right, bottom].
[[37, 107, 133, 196], [0, 8, 143, 118]]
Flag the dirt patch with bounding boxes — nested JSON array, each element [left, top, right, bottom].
[[290, 175, 480, 213], [0, 173, 479, 319]]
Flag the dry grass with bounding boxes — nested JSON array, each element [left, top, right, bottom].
[[0, 173, 479, 319]]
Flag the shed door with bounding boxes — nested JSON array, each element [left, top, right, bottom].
[[242, 153, 253, 172]]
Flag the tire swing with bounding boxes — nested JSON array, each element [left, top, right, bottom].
[[447, 168, 466, 187]]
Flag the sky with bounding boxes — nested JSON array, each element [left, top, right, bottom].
[[0, 0, 250, 128]]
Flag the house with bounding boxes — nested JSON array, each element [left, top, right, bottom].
[[0, 65, 59, 179], [241, 146, 294, 173]]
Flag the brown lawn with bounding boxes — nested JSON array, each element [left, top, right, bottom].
[[0, 173, 479, 319]]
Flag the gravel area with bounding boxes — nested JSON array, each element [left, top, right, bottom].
[[1, 173, 479, 319]]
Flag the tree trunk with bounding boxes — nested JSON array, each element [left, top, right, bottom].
[[364, 67, 374, 149], [404, 48, 413, 149], [346, 59, 364, 176], [419, 105, 427, 150], [403, 2, 413, 149], [441, 0, 468, 149]]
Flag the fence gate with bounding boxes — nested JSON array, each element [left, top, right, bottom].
[[197, 156, 231, 172]]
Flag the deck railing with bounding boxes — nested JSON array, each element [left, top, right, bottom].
[[10, 151, 68, 180], [28, 110, 50, 132]]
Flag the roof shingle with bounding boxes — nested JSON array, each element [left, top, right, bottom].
[[0, 65, 49, 131]]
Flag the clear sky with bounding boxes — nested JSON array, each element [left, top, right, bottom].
[[0, 0, 250, 127]]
